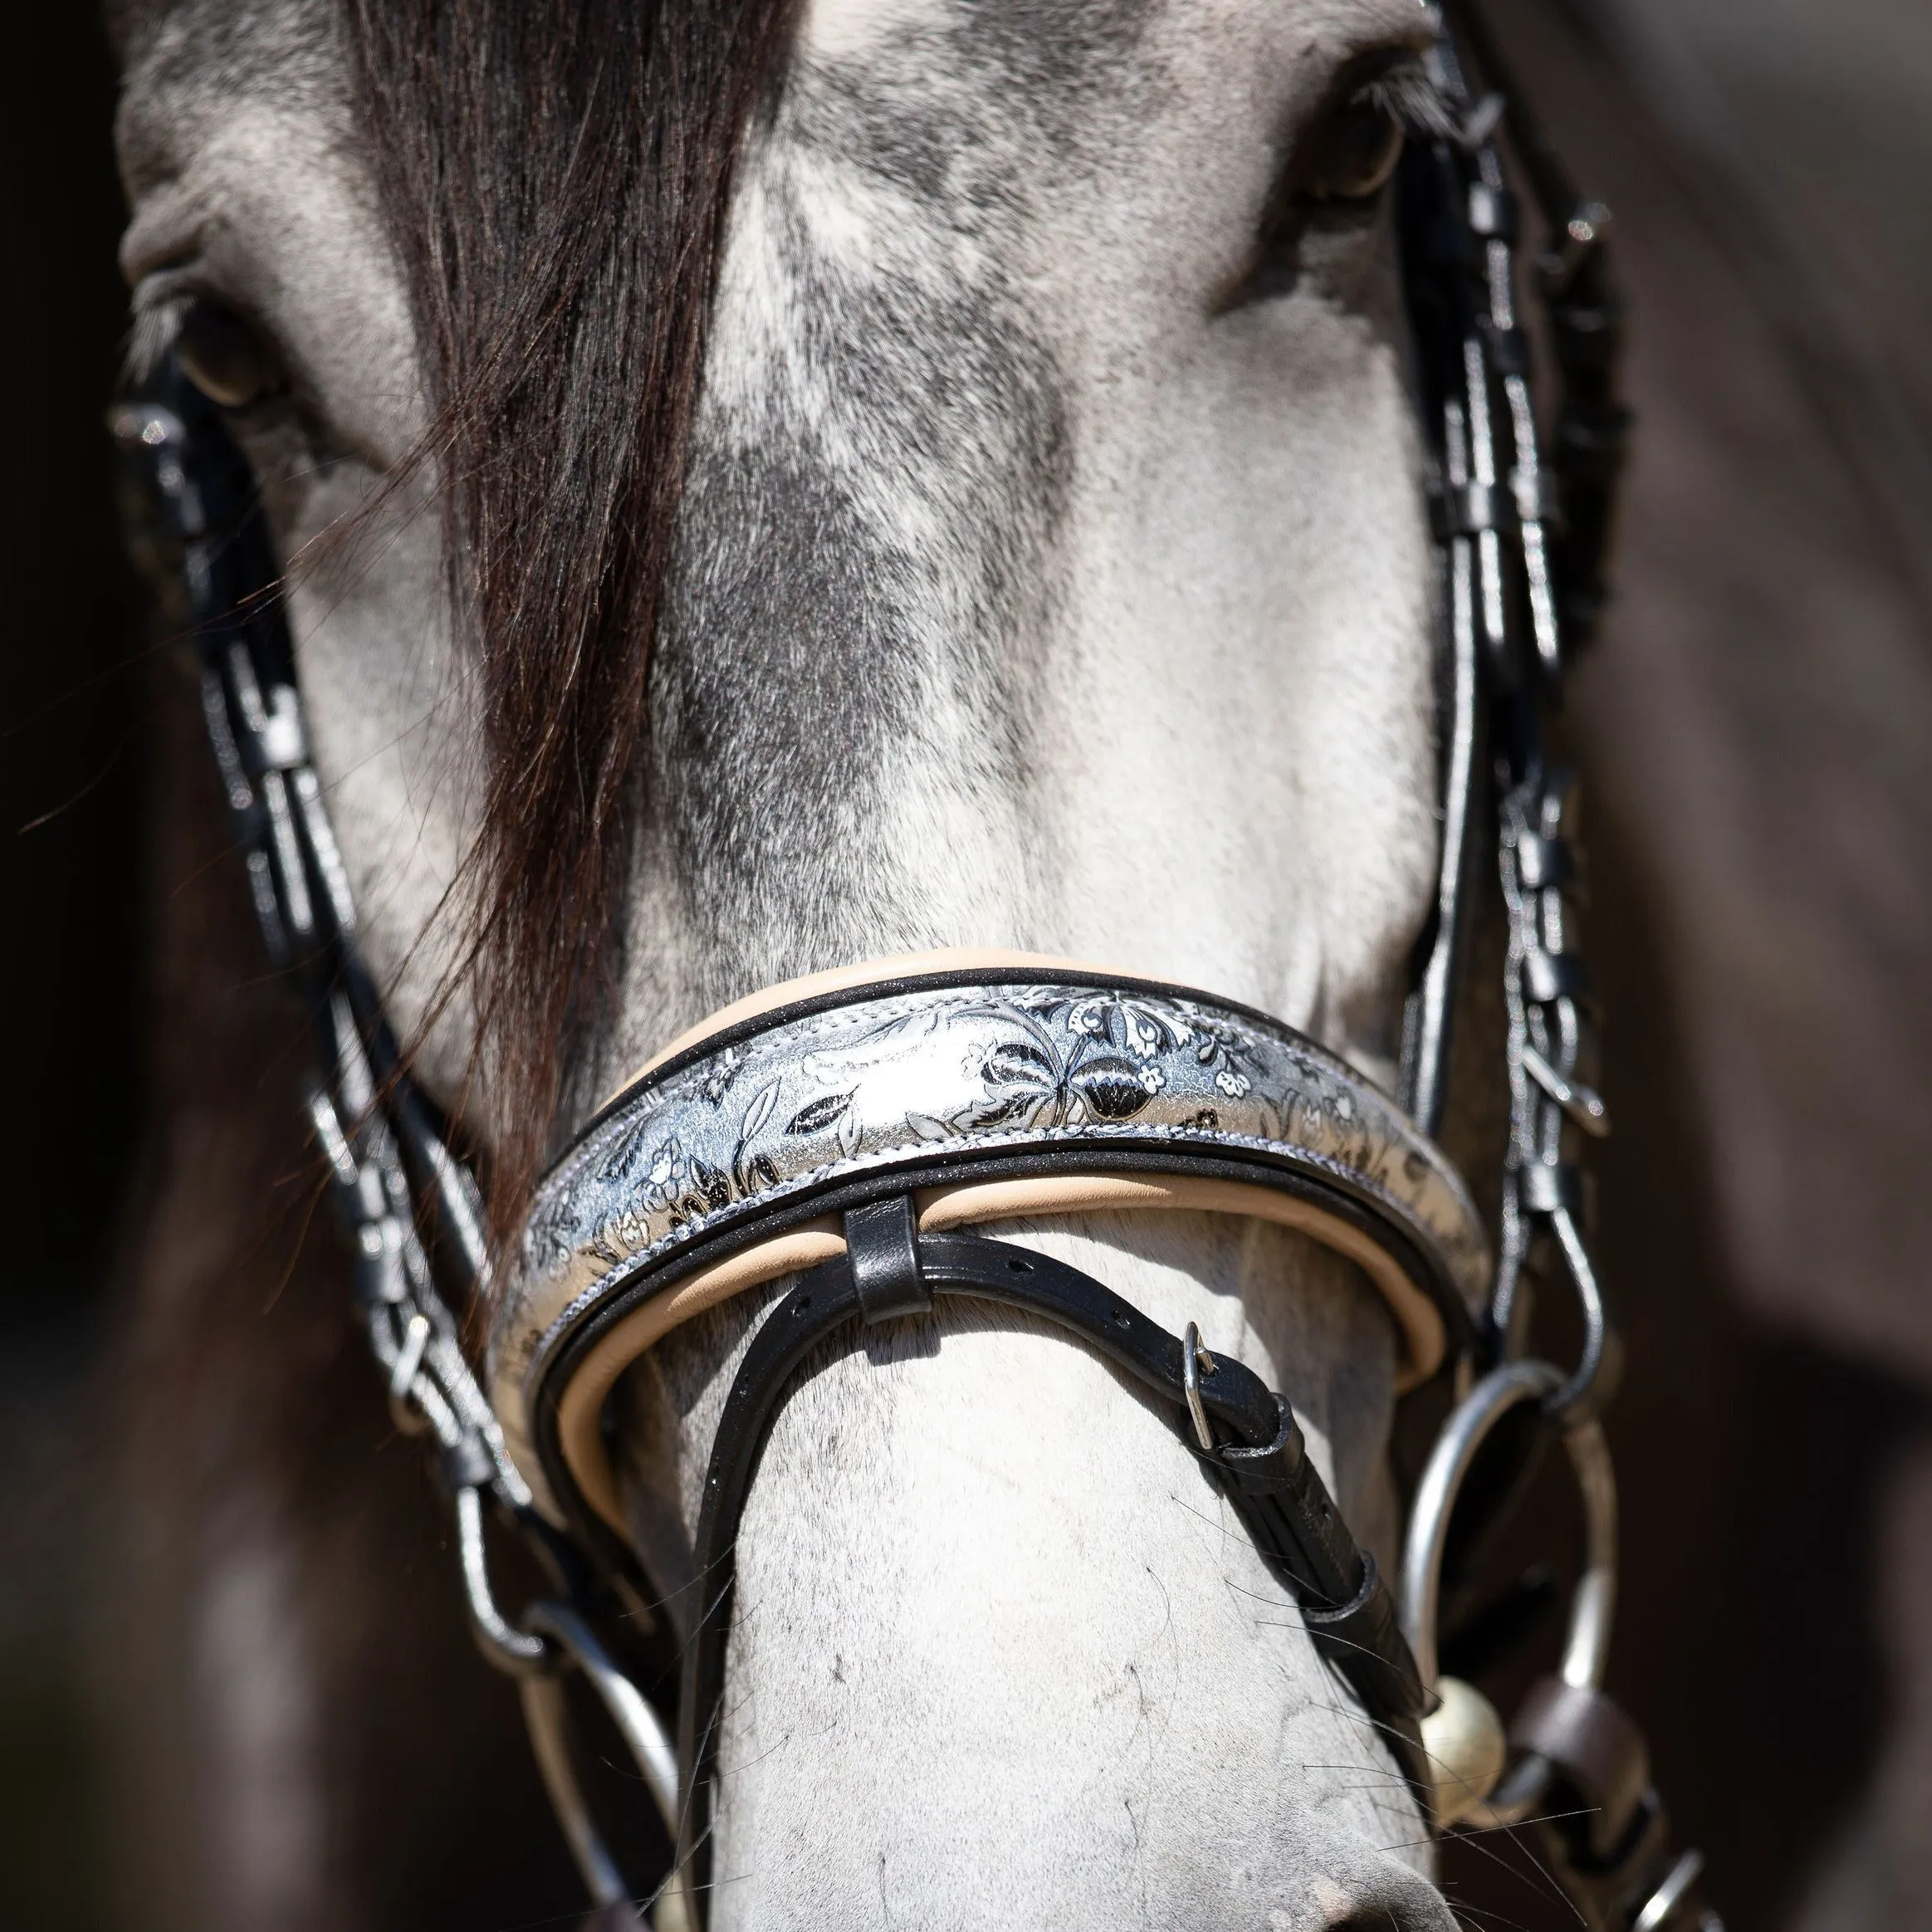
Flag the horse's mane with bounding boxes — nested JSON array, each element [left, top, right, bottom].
[[341, 0, 798, 1231]]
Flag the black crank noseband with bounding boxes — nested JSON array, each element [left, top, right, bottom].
[[675, 1199, 1430, 1910]]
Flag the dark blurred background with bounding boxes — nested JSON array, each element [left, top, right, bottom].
[[6, 2, 1931, 1930], [2, 9, 144, 1929]]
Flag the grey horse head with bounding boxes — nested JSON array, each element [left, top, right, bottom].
[[115, 2, 1462, 1923]]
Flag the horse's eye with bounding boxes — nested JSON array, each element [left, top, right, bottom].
[[1301, 90, 1406, 203], [174, 298, 286, 410]]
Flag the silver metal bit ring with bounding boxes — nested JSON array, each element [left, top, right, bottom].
[[1399, 1361, 1617, 1695], [518, 1601, 683, 1921]]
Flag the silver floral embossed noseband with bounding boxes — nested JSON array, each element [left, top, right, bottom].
[[487, 954, 1490, 1530]]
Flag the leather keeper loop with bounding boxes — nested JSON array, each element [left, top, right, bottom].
[[1509, 1675, 1651, 1855], [1219, 1396, 1356, 1600], [1301, 1553, 1426, 1721], [844, 1195, 931, 1324]]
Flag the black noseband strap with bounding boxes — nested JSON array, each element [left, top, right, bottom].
[[675, 1209, 1431, 1907]]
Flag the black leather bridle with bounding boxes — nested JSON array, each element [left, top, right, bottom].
[[113, 8, 1724, 1930]]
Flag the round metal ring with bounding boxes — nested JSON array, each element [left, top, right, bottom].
[[1400, 1360, 1618, 1695], [516, 1600, 685, 1922]]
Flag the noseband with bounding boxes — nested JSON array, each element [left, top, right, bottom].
[[115, 10, 1721, 1931], [503, 961, 1486, 1892]]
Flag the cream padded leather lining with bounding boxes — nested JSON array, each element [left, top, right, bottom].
[[557, 1172, 1445, 1535], [501, 947, 1480, 1530]]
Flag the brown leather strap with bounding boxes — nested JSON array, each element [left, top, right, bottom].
[[1510, 1675, 1651, 1854]]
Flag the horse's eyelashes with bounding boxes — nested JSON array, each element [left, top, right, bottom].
[[1301, 91, 1407, 204], [1298, 74, 1421, 206], [1295, 51, 1448, 209], [174, 298, 287, 412]]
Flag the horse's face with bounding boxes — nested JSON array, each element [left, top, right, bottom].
[[118, 3, 1455, 1925], [117, 0, 1439, 1113]]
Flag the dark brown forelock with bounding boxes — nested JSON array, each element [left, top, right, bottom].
[[339, 0, 800, 1241]]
